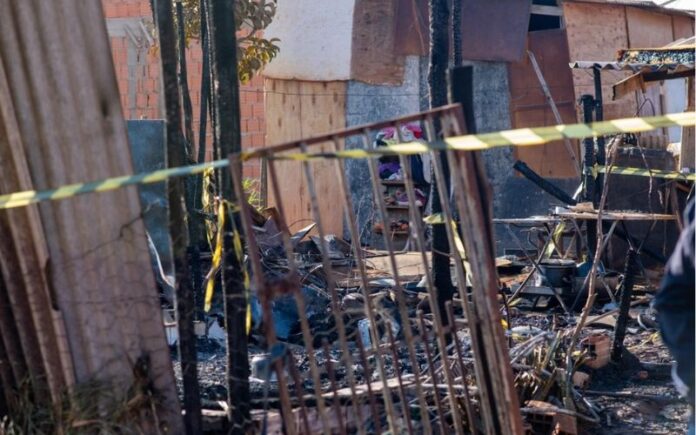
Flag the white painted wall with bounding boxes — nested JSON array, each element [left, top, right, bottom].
[[664, 78, 687, 143], [263, 0, 355, 81]]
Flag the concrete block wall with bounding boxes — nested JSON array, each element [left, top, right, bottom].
[[102, 0, 266, 178]]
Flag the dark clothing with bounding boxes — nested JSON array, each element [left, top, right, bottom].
[[654, 199, 695, 406]]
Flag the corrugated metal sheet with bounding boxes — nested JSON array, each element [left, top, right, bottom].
[[569, 61, 694, 72]]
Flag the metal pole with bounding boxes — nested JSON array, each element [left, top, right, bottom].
[[580, 94, 597, 257], [593, 67, 606, 207]]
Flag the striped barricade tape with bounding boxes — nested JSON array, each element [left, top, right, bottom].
[[0, 159, 229, 210], [1, 112, 694, 209], [598, 165, 695, 181], [259, 112, 695, 161]]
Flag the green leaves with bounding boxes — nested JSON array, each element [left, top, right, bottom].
[[179, 0, 279, 83]]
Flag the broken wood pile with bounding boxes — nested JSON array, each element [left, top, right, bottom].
[[222, 104, 524, 434]]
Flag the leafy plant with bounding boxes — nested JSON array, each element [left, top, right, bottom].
[[179, 0, 279, 83]]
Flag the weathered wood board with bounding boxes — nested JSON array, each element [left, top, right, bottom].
[[563, 2, 637, 120], [264, 79, 346, 236], [508, 29, 580, 178], [626, 7, 674, 48]]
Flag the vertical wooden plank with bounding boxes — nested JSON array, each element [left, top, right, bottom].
[[680, 77, 695, 171], [0, 0, 183, 431], [0, 56, 72, 403], [265, 78, 306, 230], [299, 81, 346, 236]]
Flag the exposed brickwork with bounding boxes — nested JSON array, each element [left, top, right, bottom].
[[102, 0, 265, 178]]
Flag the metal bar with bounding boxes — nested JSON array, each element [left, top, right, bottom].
[[425, 114, 485, 431], [298, 141, 396, 432], [446, 301, 477, 434], [333, 135, 424, 433], [361, 131, 435, 434], [355, 333, 383, 433], [230, 157, 296, 435], [245, 104, 464, 159], [323, 340, 348, 435], [393, 123, 466, 435], [266, 159, 334, 435], [445, 104, 525, 434], [418, 310, 448, 432], [286, 352, 312, 435], [385, 322, 415, 435], [593, 67, 606, 210]]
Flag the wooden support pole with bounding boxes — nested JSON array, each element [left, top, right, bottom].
[[611, 249, 638, 363], [207, 0, 252, 430], [449, 66, 524, 435], [153, 0, 203, 432]]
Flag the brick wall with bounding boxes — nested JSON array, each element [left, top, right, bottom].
[[102, 0, 265, 178]]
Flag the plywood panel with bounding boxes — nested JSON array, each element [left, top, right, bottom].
[[672, 15, 695, 41], [626, 7, 674, 48], [351, 0, 405, 85], [564, 2, 637, 120], [508, 29, 580, 178], [394, 0, 428, 55], [265, 79, 346, 235]]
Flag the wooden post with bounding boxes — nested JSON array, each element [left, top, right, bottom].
[[449, 66, 525, 435], [611, 249, 638, 363], [153, 0, 203, 432], [207, 0, 252, 430], [429, 0, 456, 328], [679, 77, 695, 171]]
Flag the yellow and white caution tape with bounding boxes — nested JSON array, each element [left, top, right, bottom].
[[2, 112, 694, 210], [0, 159, 229, 210], [598, 165, 696, 181], [262, 112, 696, 161]]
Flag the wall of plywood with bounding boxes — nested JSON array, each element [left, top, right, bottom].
[[672, 15, 695, 40], [508, 29, 580, 178], [564, 2, 638, 120], [564, 3, 694, 122], [264, 79, 346, 235], [626, 8, 675, 48]]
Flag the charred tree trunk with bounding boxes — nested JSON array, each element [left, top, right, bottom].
[[429, 0, 455, 327], [206, 0, 251, 430], [153, 0, 202, 433]]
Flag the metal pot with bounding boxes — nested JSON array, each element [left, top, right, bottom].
[[537, 259, 576, 292]]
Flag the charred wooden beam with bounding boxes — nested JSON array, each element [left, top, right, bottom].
[[153, 0, 202, 432]]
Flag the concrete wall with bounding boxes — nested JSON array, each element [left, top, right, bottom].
[[466, 61, 580, 254], [344, 56, 425, 243]]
